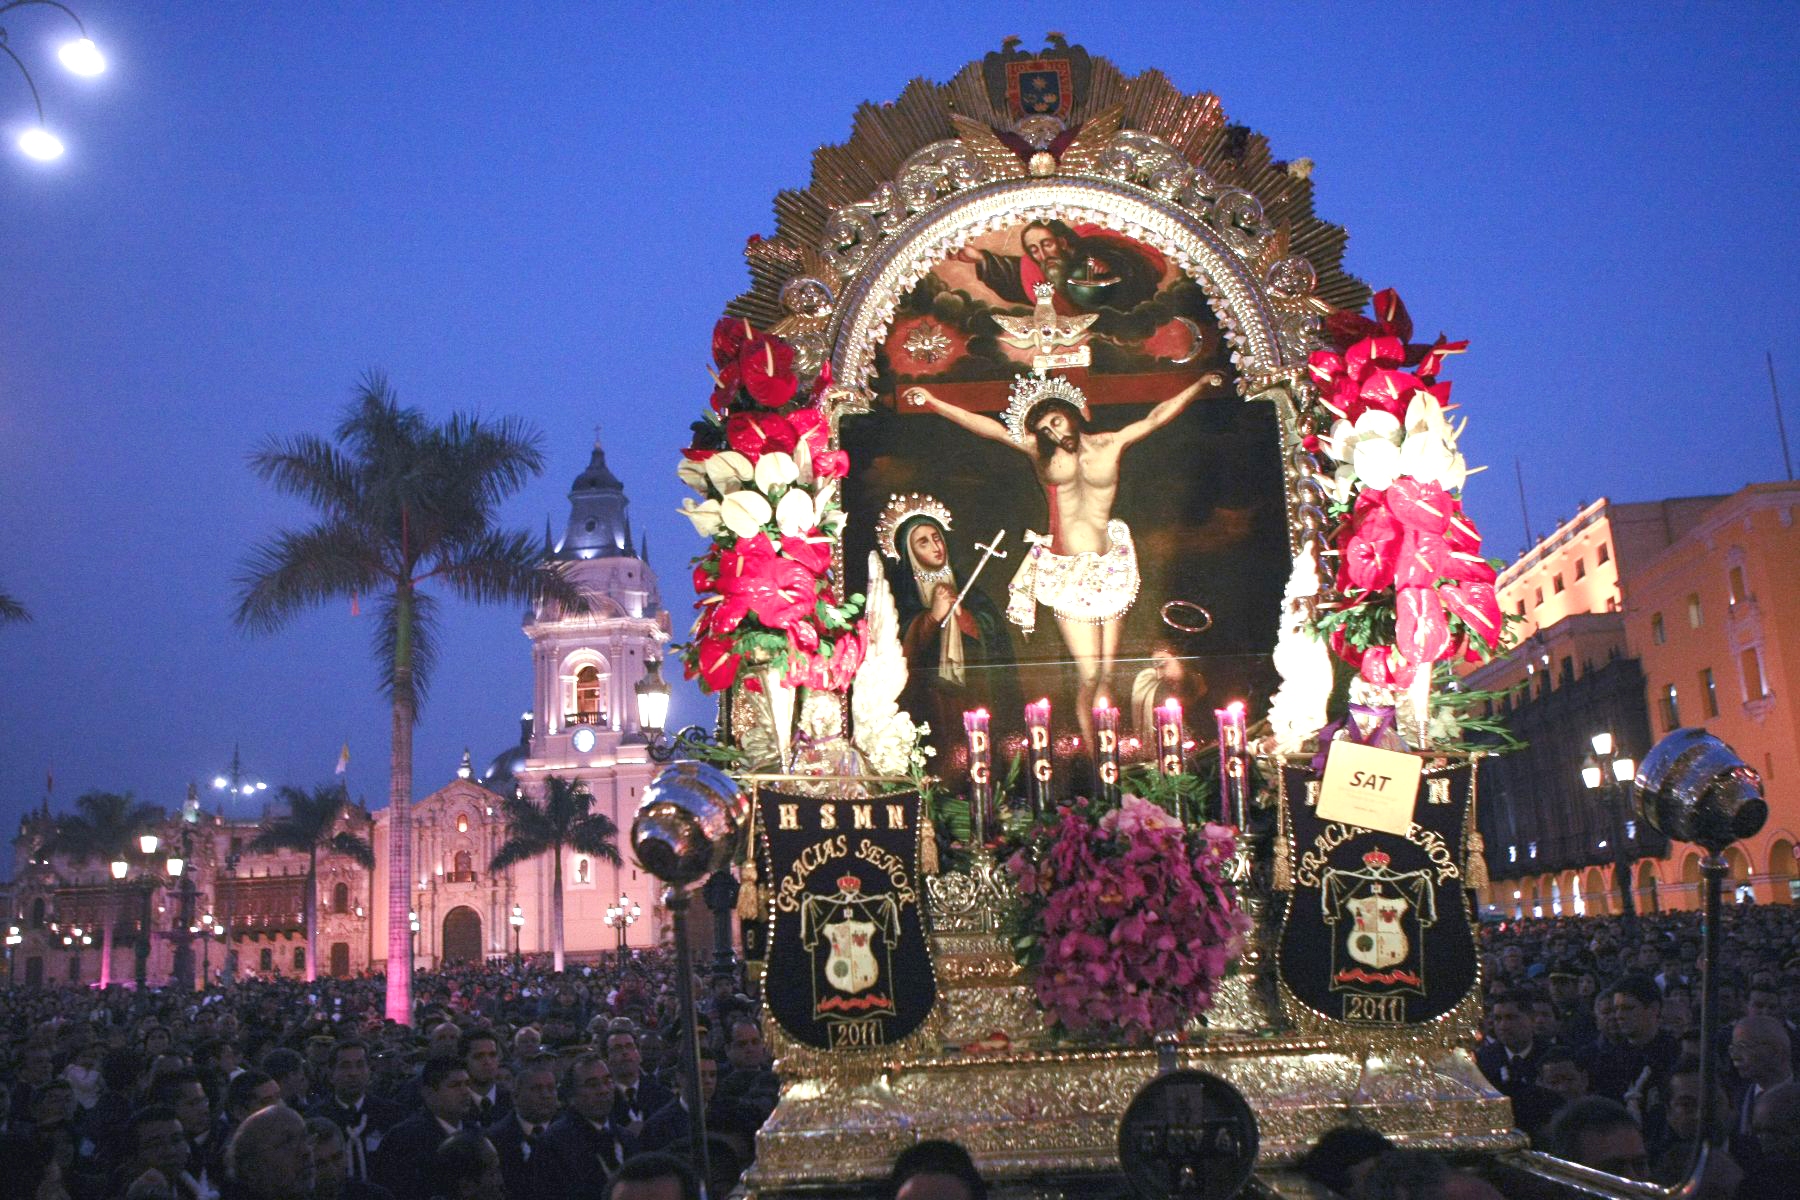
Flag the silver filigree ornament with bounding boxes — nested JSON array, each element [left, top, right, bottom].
[[780, 275, 835, 320], [1011, 115, 1065, 150], [1265, 255, 1317, 300], [902, 321, 952, 363]]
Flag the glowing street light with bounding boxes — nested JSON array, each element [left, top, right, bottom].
[[2, 1, 108, 161]]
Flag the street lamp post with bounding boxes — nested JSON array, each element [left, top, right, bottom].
[[0, 0, 107, 162], [220, 853, 240, 982], [1582, 731, 1640, 936], [5, 924, 21, 985], [700, 870, 739, 977], [132, 832, 160, 989], [509, 904, 525, 968], [408, 909, 420, 972], [168, 786, 200, 990], [212, 746, 269, 809], [604, 893, 640, 961]]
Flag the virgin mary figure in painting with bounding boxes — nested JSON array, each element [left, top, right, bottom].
[[877, 492, 1021, 773]]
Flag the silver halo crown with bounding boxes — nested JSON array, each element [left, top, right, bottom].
[[876, 492, 954, 561], [1002, 370, 1090, 446]]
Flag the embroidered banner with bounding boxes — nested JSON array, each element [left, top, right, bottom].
[[758, 788, 936, 1051], [1278, 761, 1478, 1026]]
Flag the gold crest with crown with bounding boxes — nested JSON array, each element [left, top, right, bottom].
[[1001, 370, 1090, 446], [876, 492, 954, 560]]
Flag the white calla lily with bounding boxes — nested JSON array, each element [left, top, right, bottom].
[[754, 451, 799, 493], [793, 438, 814, 485], [1404, 390, 1456, 446], [676, 457, 710, 495], [1351, 436, 1402, 491], [720, 491, 773, 538], [1398, 428, 1456, 487], [702, 451, 754, 495], [679, 498, 724, 537], [775, 488, 816, 536]]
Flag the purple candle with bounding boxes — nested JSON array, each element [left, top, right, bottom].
[[1216, 700, 1249, 827], [1155, 699, 1185, 779], [1093, 702, 1121, 805], [1025, 698, 1053, 817], [964, 708, 993, 844]]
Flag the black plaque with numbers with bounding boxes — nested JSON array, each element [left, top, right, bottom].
[[1278, 760, 1478, 1026]]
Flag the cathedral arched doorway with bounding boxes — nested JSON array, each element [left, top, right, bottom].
[[329, 942, 351, 978], [442, 907, 482, 964]]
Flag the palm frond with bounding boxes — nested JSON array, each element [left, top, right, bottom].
[[568, 814, 621, 864], [442, 411, 547, 510], [235, 520, 385, 634], [429, 529, 571, 608], [247, 434, 361, 519], [328, 831, 377, 869], [0, 590, 30, 623], [43, 792, 165, 865], [489, 838, 544, 875]]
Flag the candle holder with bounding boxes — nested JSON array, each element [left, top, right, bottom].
[[1093, 703, 1121, 806], [1025, 698, 1053, 818]]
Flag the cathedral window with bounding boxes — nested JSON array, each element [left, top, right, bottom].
[[332, 882, 350, 914]]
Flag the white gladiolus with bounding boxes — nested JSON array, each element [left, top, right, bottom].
[[754, 451, 799, 493], [775, 488, 816, 536], [676, 457, 710, 495], [679, 498, 724, 537], [720, 491, 773, 538], [702, 451, 754, 495]]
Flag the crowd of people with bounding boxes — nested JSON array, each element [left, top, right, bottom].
[[1294, 902, 1800, 1198], [12, 903, 1800, 1200], [0, 952, 777, 1200]]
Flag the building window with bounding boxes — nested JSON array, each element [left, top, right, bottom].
[[333, 882, 350, 914], [1575, 558, 1586, 580], [1516, 600, 1527, 617], [1534, 587, 1544, 607], [1687, 592, 1702, 628], [260, 948, 274, 972], [574, 665, 603, 724], [1597, 542, 1610, 564], [1659, 684, 1681, 731], [456, 814, 469, 833], [293, 947, 306, 971], [1560, 656, 1575, 685], [1729, 565, 1749, 605], [1741, 648, 1769, 700], [1652, 613, 1666, 644], [1553, 573, 1565, 594], [1701, 669, 1719, 718]]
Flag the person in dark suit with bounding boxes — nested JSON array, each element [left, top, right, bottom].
[[370, 1058, 474, 1200], [460, 1030, 512, 1129], [543, 1053, 626, 1200], [606, 1032, 671, 1140], [307, 1042, 405, 1184], [485, 1060, 560, 1200], [306, 1116, 397, 1200]]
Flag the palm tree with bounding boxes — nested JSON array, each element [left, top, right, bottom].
[[41, 791, 164, 988], [248, 784, 376, 982], [0, 590, 28, 623], [235, 373, 584, 1022], [490, 775, 621, 971]]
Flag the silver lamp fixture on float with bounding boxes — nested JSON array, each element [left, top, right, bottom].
[[630, 761, 750, 1198]]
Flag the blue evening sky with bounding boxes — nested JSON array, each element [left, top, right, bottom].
[[1, 3, 1796, 851]]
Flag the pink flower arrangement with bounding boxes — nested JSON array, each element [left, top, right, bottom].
[[1005, 795, 1249, 1043]]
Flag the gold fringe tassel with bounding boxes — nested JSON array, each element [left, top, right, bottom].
[[737, 858, 764, 921], [1273, 833, 1292, 892], [1466, 830, 1489, 890], [919, 811, 940, 876]]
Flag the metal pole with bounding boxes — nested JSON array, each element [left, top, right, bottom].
[[136, 881, 152, 989], [1612, 778, 1638, 937], [1697, 852, 1726, 1147], [1768, 351, 1795, 482], [665, 888, 712, 1198]]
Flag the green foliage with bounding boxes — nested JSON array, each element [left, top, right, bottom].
[[248, 785, 375, 868], [43, 792, 165, 866], [490, 776, 622, 875]]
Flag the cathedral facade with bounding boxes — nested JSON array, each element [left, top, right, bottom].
[[7, 436, 675, 986]]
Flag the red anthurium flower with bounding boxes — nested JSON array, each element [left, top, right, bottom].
[[1442, 579, 1503, 650], [780, 529, 834, 576], [787, 406, 830, 457], [748, 556, 822, 631], [680, 447, 716, 462], [725, 411, 797, 460], [1371, 288, 1413, 343], [1384, 477, 1452, 534], [1396, 585, 1454, 665], [1338, 504, 1403, 593], [788, 620, 820, 653], [1328, 624, 1366, 669], [809, 357, 834, 403], [712, 317, 751, 368], [690, 634, 743, 692], [739, 334, 798, 408], [812, 449, 850, 479], [1357, 369, 1426, 419], [708, 359, 742, 414], [1444, 550, 1497, 585], [1445, 501, 1482, 553], [1307, 349, 1345, 389], [1359, 644, 1418, 688], [1395, 529, 1451, 589], [1413, 336, 1469, 380], [1344, 335, 1407, 379]]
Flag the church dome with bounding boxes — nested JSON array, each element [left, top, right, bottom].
[[553, 434, 634, 561]]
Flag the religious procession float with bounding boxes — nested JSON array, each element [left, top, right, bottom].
[[624, 36, 1769, 1199]]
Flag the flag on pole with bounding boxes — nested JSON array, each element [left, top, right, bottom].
[[335, 742, 350, 776]]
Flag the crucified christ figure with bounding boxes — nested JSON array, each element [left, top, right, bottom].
[[902, 369, 1221, 747]]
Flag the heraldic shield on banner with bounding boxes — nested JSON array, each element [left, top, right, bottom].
[[1277, 763, 1479, 1026], [759, 788, 936, 1051]]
